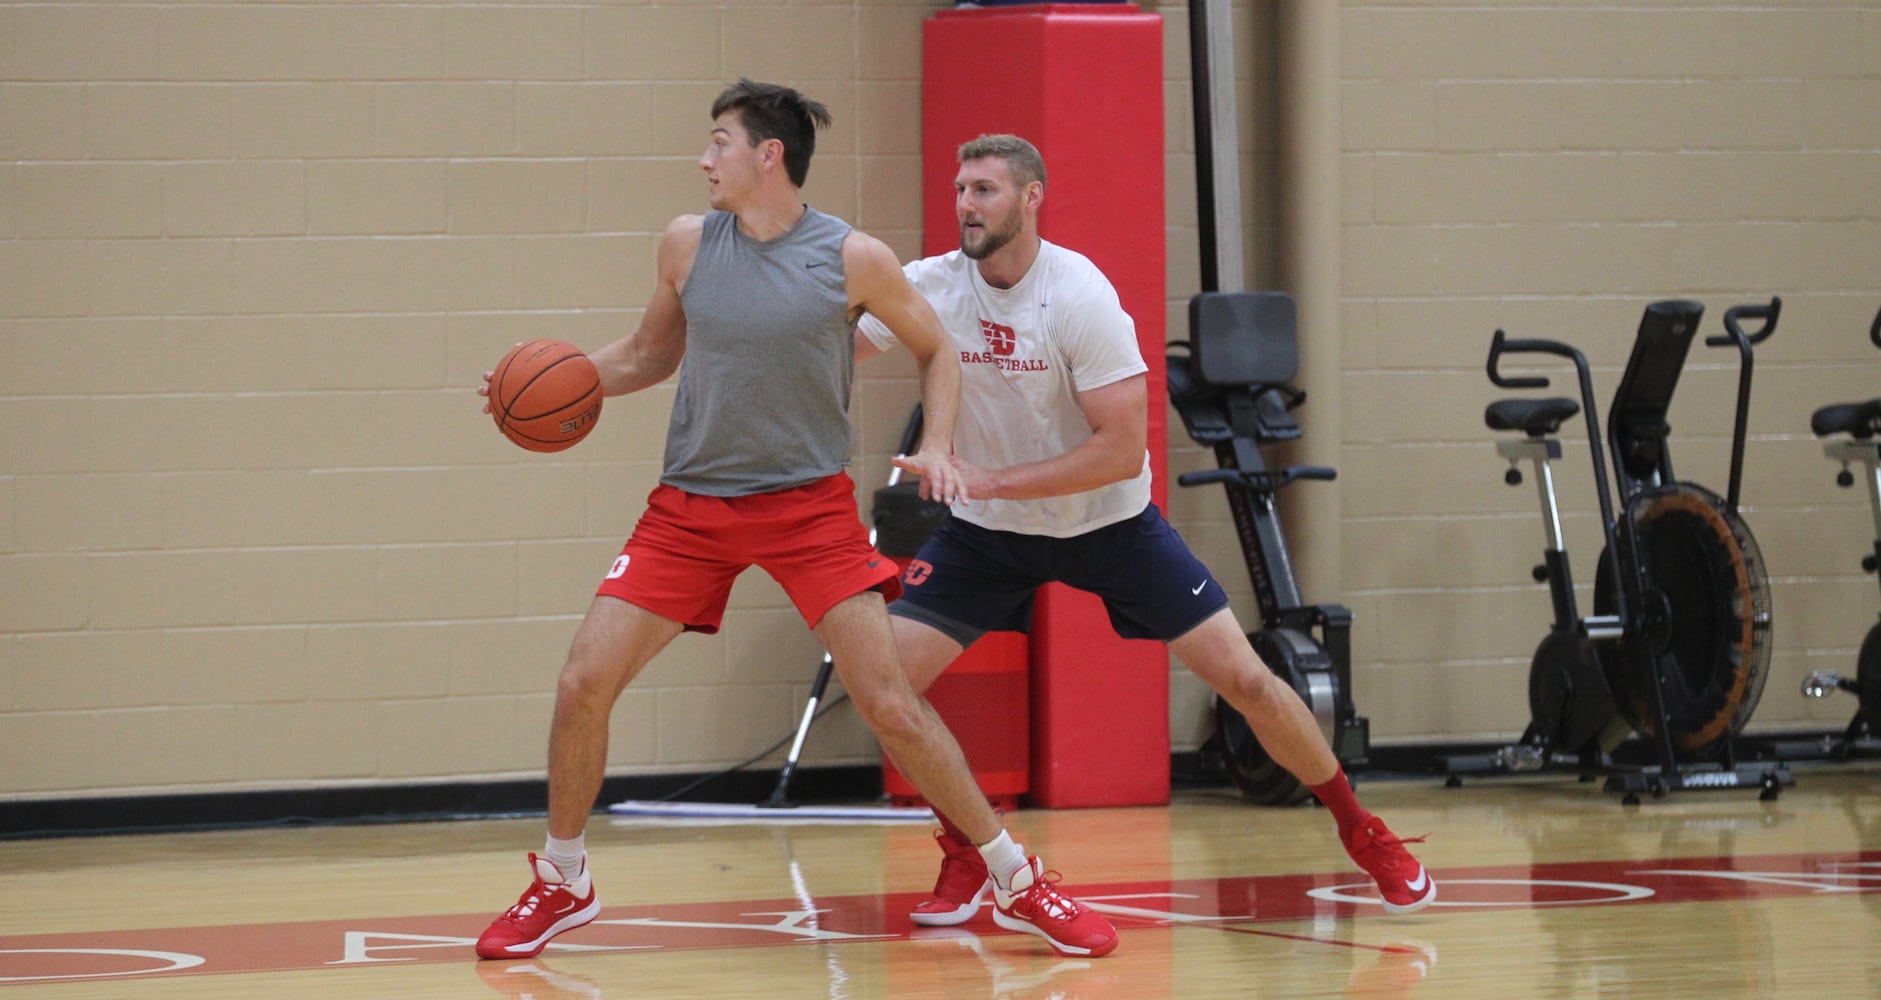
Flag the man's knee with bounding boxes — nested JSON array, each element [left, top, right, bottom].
[[554, 657, 619, 718], [852, 686, 928, 745], [554, 644, 635, 724], [1227, 660, 1295, 722]]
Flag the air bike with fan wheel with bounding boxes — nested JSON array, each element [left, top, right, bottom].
[[1796, 304, 1881, 759], [1445, 297, 1793, 804], [1166, 291, 1371, 805]]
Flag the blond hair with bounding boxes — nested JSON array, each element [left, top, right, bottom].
[[957, 133, 1046, 189]]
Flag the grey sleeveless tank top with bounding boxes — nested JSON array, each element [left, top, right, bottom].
[[663, 207, 856, 496]]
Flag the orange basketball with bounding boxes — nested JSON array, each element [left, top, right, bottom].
[[489, 339, 603, 453]]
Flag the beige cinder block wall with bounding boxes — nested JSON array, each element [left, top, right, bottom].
[[1323, 2, 1881, 744], [1171, 1, 1881, 750], [1, 1, 1875, 802]]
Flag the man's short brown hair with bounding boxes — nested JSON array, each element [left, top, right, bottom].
[[711, 78, 832, 188], [957, 133, 1046, 190]]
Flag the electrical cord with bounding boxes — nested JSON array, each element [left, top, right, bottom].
[[655, 692, 854, 802]]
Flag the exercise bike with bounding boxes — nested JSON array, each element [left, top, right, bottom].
[[1799, 304, 1881, 756], [1166, 291, 1369, 806], [1447, 297, 1792, 803]]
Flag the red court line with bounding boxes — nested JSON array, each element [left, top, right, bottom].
[[2, 848, 1875, 986]]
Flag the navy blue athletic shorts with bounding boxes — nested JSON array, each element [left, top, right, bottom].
[[887, 503, 1230, 647]]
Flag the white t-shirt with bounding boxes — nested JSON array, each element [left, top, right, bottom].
[[860, 240, 1151, 537]]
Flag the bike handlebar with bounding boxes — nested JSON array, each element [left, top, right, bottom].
[[1709, 295, 1781, 349], [1483, 325, 1618, 546], [1487, 328, 1588, 390]]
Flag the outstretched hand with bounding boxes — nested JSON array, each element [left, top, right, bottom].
[[894, 447, 971, 506], [944, 455, 998, 503]]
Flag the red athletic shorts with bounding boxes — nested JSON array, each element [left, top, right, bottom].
[[596, 472, 901, 633]]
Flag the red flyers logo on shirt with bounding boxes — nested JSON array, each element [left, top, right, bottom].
[[979, 319, 1016, 356], [964, 317, 1048, 371]]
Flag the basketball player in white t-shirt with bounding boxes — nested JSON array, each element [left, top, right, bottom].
[[858, 134, 1437, 927]]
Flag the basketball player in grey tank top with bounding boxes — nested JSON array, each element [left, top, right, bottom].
[[663, 206, 856, 495], [473, 79, 1120, 962]]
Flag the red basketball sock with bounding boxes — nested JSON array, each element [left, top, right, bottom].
[[933, 808, 973, 845], [1309, 768, 1371, 840]]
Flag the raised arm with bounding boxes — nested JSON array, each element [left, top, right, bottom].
[[844, 231, 966, 505], [586, 215, 701, 396]]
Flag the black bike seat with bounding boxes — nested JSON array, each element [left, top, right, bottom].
[[1486, 397, 1581, 436], [1811, 400, 1881, 438]]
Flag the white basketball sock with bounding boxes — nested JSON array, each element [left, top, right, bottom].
[[545, 833, 586, 884], [977, 830, 1028, 891]]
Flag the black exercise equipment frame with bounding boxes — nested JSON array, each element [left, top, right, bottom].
[[1794, 304, 1881, 759], [1451, 297, 1792, 804], [1168, 291, 1369, 806]]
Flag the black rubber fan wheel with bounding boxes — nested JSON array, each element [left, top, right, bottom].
[[1593, 483, 1772, 759]]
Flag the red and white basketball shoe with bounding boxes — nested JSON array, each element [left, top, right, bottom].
[[476, 853, 601, 960], [910, 829, 994, 926], [991, 857, 1118, 957], [1344, 816, 1436, 914]]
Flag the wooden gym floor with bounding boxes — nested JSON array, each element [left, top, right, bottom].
[[3, 763, 1879, 998]]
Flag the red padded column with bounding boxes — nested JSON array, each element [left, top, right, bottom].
[[923, 3, 1169, 808]]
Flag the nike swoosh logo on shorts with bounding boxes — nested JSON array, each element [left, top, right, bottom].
[[1191, 581, 1207, 595], [1405, 868, 1429, 893]]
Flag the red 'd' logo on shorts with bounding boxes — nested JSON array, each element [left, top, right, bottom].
[[902, 559, 933, 586], [979, 319, 1016, 357]]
